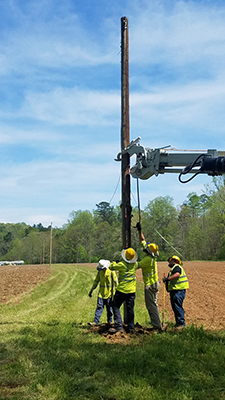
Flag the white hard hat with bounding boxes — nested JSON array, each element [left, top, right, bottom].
[[97, 259, 110, 270]]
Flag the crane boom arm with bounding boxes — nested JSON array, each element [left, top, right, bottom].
[[115, 137, 225, 183]]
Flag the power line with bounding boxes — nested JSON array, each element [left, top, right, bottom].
[[109, 175, 120, 204]]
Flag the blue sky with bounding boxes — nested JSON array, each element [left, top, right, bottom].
[[1, 0, 225, 227]]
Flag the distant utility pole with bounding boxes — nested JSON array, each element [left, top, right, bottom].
[[121, 16, 131, 250], [49, 222, 52, 267]]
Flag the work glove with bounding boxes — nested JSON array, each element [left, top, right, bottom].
[[88, 290, 93, 298], [163, 277, 169, 283], [136, 222, 142, 231]]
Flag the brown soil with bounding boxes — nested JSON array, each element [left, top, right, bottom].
[[0, 262, 224, 337], [0, 264, 51, 304]]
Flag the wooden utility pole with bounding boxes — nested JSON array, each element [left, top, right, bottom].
[[121, 16, 131, 250], [49, 222, 52, 267], [121, 17, 131, 324]]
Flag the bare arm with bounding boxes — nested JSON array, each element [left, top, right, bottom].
[[139, 230, 145, 242], [168, 272, 180, 281]]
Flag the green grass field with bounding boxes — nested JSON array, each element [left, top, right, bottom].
[[0, 264, 225, 400]]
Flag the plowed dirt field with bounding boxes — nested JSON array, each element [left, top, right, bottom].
[[0, 264, 51, 304], [0, 262, 224, 330]]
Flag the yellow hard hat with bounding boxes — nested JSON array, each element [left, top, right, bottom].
[[169, 255, 182, 265], [148, 243, 159, 254], [122, 247, 138, 263]]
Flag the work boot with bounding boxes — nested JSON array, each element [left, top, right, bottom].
[[108, 327, 123, 334], [175, 325, 185, 330], [160, 324, 168, 332], [148, 327, 158, 332], [88, 322, 98, 326]]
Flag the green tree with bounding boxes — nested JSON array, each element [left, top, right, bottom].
[[77, 245, 87, 262], [4, 237, 23, 261], [50, 228, 66, 264], [0, 223, 28, 258], [202, 178, 225, 258], [217, 234, 225, 260], [141, 196, 177, 259], [94, 202, 116, 225], [185, 221, 205, 260], [183, 192, 211, 218], [63, 210, 96, 262], [20, 231, 43, 264]]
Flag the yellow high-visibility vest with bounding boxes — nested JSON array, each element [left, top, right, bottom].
[[110, 260, 138, 293], [91, 269, 118, 299], [138, 257, 158, 286], [168, 264, 189, 291], [137, 240, 158, 286]]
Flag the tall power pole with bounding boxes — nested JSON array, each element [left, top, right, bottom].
[[121, 16, 131, 250], [121, 16, 131, 325]]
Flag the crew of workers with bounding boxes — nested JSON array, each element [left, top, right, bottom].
[[88, 223, 189, 333]]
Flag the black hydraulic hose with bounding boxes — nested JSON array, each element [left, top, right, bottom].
[[179, 171, 201, 183], [178, 154, 204, 183]]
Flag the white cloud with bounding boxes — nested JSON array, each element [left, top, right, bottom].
[[0, 2, 120, 78], [0, 157, 121, 201], [129, 1, 225, 68], [18, 88, 120, 125], [0, 207, 66, 228], [0, 124, 64, 145]]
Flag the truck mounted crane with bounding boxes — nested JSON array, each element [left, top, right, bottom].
[[115, 137, 225, 183]]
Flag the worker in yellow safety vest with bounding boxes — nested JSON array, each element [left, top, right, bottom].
[[136, 222, 164, 332], [88, 259, 118, 326], [163, 255, 189, 328], [108, 248, 138, 334]]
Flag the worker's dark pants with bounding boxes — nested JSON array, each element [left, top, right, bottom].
[[94, 297, 113, 324], [112, 290, 135, 333], [170, 289, 186, 326]]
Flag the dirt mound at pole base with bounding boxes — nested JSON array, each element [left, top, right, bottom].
[[86, 322, 161, 344]]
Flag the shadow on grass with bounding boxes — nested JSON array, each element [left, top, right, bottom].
[[1, 323, 225, 400]]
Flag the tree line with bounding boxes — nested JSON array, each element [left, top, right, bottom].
[[1, 178, 225, 264]]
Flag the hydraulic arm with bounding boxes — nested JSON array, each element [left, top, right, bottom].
[[115, 137, 225, 183]]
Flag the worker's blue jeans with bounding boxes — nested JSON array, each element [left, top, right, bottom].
[[94, 297, 113, 324], [112, 290, 136, 333], [170, 289, 186, 326]]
